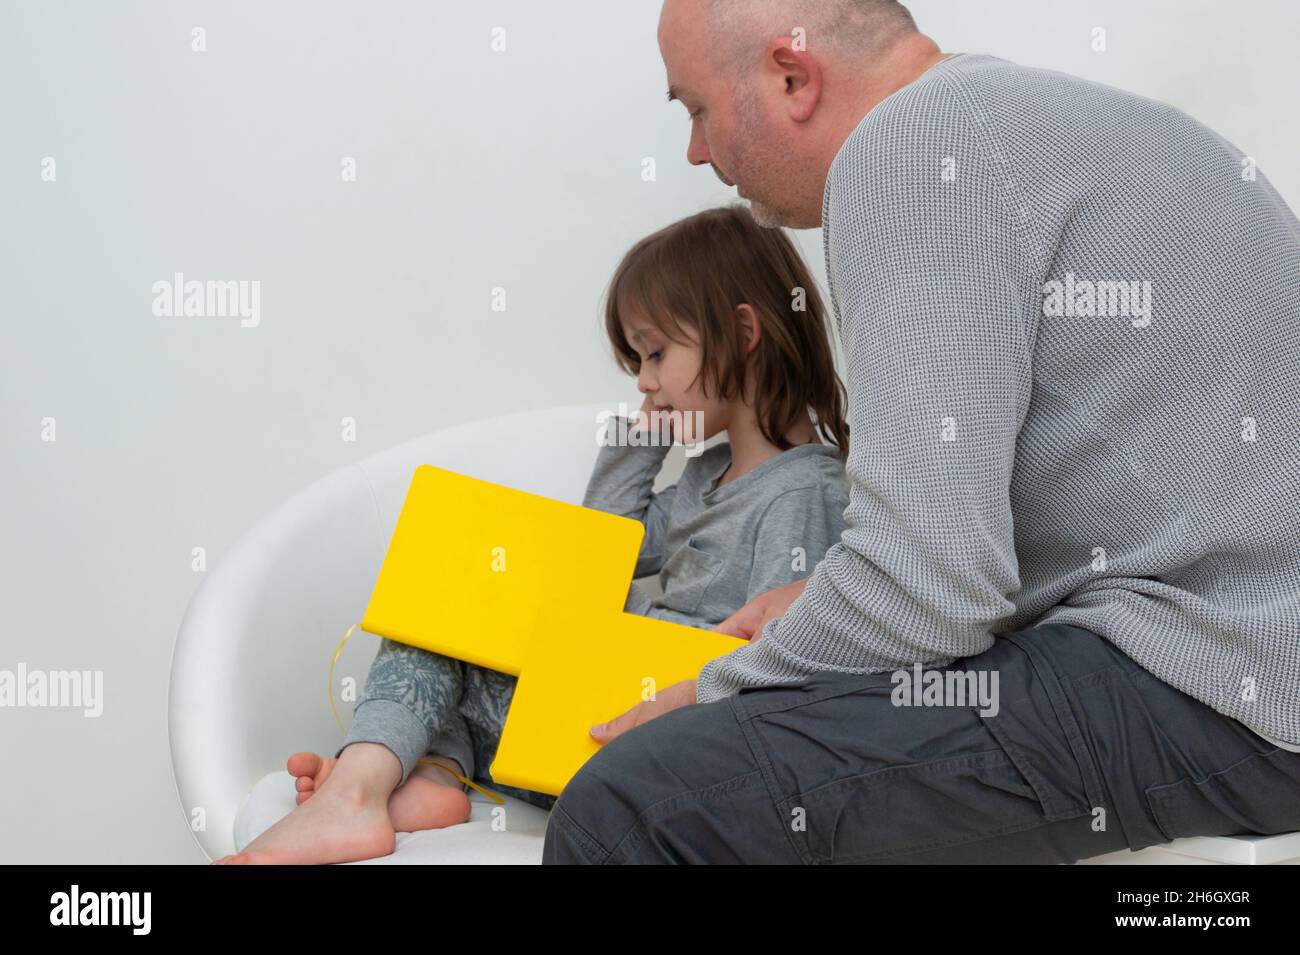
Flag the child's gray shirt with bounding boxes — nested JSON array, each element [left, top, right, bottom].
[[582, 417, 850, 632]]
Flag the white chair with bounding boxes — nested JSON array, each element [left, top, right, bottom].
[[168, 402, 1300, 864], [168, 402, 629, 863]]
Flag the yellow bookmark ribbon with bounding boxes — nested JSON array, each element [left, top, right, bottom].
[[329, 623, 505, 805]]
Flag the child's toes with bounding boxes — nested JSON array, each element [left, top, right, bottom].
[[286, 751, 322, 778], [295, 774, 316, 793], [313, 757, 337, 787]]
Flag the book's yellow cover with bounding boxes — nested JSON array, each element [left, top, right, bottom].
[[490, 609, 745, 796], [360, 465, 646, 675], [358, 463, 746, 798]]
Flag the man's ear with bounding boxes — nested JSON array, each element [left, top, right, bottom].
[[768, 37, 821, 123]]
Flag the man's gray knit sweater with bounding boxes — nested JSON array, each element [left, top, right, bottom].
[[695, 53, 1300, 754]]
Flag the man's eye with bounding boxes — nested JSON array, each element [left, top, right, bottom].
[[687, 109, 700, 122]]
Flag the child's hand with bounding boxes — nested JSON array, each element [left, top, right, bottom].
[[714, 578, 809, 641], [632, 394, 674, 443]]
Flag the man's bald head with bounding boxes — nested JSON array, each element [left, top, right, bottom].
[[659, 0, 938, 229], [705, 0, 918, 82]]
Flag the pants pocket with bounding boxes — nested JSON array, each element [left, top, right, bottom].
[[777, 707, 1082, 864], [1144, 747, 1300, 842], [657, 542, 725, 616]]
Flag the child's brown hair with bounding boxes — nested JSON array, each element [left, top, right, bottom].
[[602, 204, 850, 460]]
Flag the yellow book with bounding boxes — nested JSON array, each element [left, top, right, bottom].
[[356, 464, 746, 797], [360, 465, 646, 675], [490, 608, 745, 796]]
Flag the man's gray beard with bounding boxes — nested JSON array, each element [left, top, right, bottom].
[[746, 197, 789, 229]]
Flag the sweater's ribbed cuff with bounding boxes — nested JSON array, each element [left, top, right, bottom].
[[695, 613, 797, 705], [426, 725, 477, 790], [336, 698, 432, 788]]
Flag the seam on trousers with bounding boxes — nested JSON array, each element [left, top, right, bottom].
[[732, 674, 891, 720], [831, 810, 1075, 864], [982, 715, 1075, 821], [1002, 632, 1110, 814], [855, 813, 1095, 864], [550, 802, 611, 863], [606, 769, 769, 863], [730, 694, 812, 864], [1050, 670, 1140, 849]]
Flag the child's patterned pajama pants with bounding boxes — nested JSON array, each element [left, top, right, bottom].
[[336, 638, 558, 811]]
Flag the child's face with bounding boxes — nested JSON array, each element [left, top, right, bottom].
[[623, 316, 729, 442]]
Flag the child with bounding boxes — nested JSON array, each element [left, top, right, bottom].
[[217, 204, 851, 865]]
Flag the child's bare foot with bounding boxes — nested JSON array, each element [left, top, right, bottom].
[[387, 758, 472, 833], [213, 783, 396, 865], [211, 742, 401, 865], [288, 751, 337, 805], [288, 751, 471, 833]]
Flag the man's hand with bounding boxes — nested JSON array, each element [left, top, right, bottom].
[[588, 580, 809, 741], [713, 578, 808, 641], [590, 678, 696, 743]]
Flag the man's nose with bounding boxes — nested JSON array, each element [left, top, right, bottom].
[[686, 118, 710, 166]]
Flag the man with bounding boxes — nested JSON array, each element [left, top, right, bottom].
[[541, 0, 1300, 864]]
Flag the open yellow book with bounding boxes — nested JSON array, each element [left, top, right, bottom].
[[355, 464, 746, 797]]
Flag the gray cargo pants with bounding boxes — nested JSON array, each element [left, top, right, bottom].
[[542, 622, 1300, 863]]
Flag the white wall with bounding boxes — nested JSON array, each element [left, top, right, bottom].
[[1, 0, 1297, 863]]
